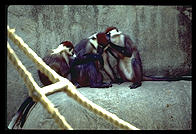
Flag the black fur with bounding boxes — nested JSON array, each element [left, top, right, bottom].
[[71, 39, 111, 88]]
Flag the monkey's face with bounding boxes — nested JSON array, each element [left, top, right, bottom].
[[107, 29, 122, 45], [108, 29, 124, 47], [60, 45, 76, 62], [62, 46, 77, 58]]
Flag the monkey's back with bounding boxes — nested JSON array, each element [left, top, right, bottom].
[[38, 54, 69, 86], [74, 39, 89, 58]]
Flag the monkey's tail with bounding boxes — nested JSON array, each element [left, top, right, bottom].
[[8, 112, 22, 129], [8, 97, 35, 129], [142, 75, 192, 81]]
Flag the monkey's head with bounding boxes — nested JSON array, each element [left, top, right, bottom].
[[52, 41, 76, 57], [61, 41, 76, 57], [96, 32, 110, 54], [105, 27, 122, 45], [105, 27, 118, 34]]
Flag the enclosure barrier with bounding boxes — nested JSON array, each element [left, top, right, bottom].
[[7, 26, 140, 130]]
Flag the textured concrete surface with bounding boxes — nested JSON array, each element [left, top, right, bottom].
[[22, 81, 192, 130], [7, 5, 192, 126]]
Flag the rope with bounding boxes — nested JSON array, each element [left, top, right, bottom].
[[7, 26, 140, 130]]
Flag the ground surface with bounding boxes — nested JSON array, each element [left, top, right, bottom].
[[21, 81, 192, 130]]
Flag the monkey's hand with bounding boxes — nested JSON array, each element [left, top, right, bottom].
[[97, 42, 110, 54], [97, 45, 104, 55], [70, 57, 82, 67], [84, 53, 104, 68], [129, 82, 142, 89]]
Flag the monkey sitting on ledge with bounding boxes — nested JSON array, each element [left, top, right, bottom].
[[103, 26, 191, 89]]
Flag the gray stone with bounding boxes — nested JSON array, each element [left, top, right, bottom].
[[22, 81, 192, 130]]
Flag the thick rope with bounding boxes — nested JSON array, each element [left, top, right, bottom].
[[7, 26, 140, 130]]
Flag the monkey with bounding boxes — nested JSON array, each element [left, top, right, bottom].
[[71, 32, 114, 88], [84, 32, 124, 85], [8, 40, 111, 129], [103, 27, 143, 88], [37, 41, 75, 85], [102, 26, 191, 89]]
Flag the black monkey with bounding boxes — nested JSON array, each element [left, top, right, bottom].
[[70, 32, 112, 88]]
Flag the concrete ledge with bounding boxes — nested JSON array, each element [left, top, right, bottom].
[[22, 81, 192, 130]]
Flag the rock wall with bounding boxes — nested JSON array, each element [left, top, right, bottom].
[[7, 5, 192, 126]]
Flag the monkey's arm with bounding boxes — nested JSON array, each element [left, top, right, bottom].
[[109, 42, 132, 57], [83, 53, 104, 67], [71, 53, 104, 67]]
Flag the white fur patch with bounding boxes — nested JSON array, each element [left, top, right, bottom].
[[110, 34, 125, 47], [109, 29, 122, 37], [119, 56, 134, 81], [73, 53, 77, 58], [62, 52, 69, 67], [88, 33, 98, 39], [51, 44, 67, 55], [89, 38, 98, 49]]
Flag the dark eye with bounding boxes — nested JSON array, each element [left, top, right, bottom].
[[106, 34, 110, 40], [69, 48, 72, 51]]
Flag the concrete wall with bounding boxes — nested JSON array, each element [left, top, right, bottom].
[[7, 5, 192, 126]]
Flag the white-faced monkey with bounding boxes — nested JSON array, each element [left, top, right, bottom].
[[103, 27, 191, 89], [85, 32, 124, 84]]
